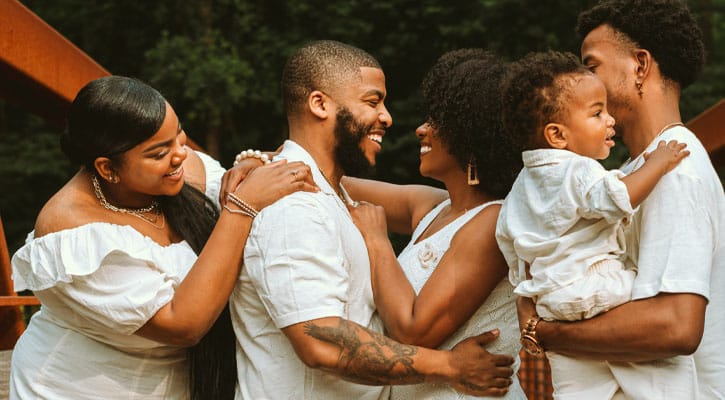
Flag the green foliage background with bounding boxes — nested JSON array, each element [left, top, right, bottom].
[[1, 0, 723, 253]]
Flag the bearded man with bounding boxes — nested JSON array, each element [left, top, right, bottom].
[[228, 40, 515, 400]]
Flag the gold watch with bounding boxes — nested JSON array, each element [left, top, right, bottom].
[[520, 316, 544, 355]]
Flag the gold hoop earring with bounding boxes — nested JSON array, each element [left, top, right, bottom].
[[467, 156, 479, 186]]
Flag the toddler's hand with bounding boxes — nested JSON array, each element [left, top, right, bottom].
[[643, 140, 689, 175]]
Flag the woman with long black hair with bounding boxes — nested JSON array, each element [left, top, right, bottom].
[[9, 75, 316, 399]]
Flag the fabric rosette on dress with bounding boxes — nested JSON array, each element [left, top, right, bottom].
[[417, 242, 439, 269]]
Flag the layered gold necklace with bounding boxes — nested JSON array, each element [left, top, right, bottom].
[[91, 174, 165, 229]]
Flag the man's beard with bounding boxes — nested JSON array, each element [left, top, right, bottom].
[[334, 107, 375, 178]]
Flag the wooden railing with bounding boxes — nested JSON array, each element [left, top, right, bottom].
[[0, 216, 40, 350], [687, 99, 725, 168], [0, 0, 110, 350]]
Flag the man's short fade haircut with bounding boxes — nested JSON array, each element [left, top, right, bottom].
[[282, 40, 381, 116], [577, 0, 705, 89], [501, 51, 591, 151]]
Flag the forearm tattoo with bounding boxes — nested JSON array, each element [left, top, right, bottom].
[[304, 319, 426, 385]]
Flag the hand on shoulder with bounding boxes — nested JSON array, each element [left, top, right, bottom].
[[179, 149, 206, 192]]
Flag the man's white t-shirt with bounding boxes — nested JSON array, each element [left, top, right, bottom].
[[619, 126, 724, 398], [230, 140, 388, 400]]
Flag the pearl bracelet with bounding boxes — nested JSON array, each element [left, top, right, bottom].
[[233, 149, 271, 166]]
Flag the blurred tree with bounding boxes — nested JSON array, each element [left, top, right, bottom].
[[0, 101, 73, 251], [3, 0, 724, 253]]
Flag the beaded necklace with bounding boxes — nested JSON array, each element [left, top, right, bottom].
[[91, 174, 165, 229]]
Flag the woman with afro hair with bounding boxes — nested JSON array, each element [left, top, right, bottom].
[[344, 49, 526, 399]]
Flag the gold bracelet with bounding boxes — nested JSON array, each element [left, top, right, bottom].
[[223, 204, 256, 219], [520, 316, 544, 355]]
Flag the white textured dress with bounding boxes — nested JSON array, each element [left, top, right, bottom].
[[9, 152, 224, 400], [390, 199, 526, 400]]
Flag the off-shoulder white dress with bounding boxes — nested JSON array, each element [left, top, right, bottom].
[[9, 152, 224, 400], [390, 199, 526, 400]]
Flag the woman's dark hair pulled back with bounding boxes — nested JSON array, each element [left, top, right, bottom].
[[60, 76, 166, 169], [61, 75, 234, 400]]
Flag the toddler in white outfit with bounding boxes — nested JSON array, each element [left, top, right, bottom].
[[496, 51, 692, 399]]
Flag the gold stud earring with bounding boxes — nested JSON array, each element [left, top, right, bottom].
[[109, 172, 119, 184]]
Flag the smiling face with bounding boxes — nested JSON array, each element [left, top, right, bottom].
[[110, 102, 189, 205], [334, 107, 377, 177], [332, 67, 392, 176], [415, 121, 460, 181], [554, 73, 616, 160]]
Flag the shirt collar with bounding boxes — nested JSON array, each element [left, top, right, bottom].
[[276, 140, 352, 205], [522, 148, 578, 168]]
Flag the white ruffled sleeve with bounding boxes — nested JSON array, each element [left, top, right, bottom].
[[11, 223, 197, 335]]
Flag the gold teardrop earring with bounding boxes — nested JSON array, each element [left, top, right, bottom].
[[635, 80, 644, 98]]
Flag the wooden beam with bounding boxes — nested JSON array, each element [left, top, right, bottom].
[[687, 98, 725, 167], [0, 0, 110, 126], [0, 297, 40, 307]]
